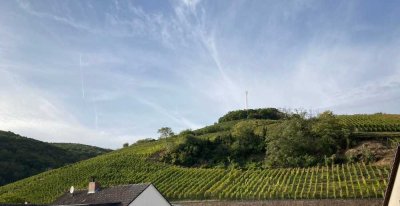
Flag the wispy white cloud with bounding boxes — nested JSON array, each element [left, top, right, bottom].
[[1, 0, 399, 148], [79, 54, 86, 99], [287, 39, 400, 111], [136, 97, 201, 129], [0, 69, 115, 148], [16, 0, 100, 34], [181, 0, 202, 10]]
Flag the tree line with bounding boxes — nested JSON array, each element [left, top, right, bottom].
[[160, 110, 352, 168]]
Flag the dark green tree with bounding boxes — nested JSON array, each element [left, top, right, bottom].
[[265, 111, 349, 167], [158, 127, 175, 139], [230, 121, 265, 157], [311, 111, 350, 154]]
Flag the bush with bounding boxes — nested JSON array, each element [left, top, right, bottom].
[[265, 111, 350, 167], [161, 121, 267, 168], [218, 108, 285, 123], [135, 138, 156, 144]]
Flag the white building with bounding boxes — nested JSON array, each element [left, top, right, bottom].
[[384, 145, 400, 206], [53, 181, 171, 206]]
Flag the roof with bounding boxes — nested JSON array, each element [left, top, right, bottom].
[[383, 145, 400, 206], [52, 184, 151, 206]]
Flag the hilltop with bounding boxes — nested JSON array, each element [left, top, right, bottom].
[[158, 109, 399, 169], [0, 131, 111, 186], [0, 108, 399, 203], [51, 143, 112, 161]]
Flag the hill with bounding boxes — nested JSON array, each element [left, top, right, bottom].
[[159, 111, 400, 168], [0, 131, 111, 186], [51, 143, 111, 161], [0, 109, 399, 203], [0, 140, 390, 203]]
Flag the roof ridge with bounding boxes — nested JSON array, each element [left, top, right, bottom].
[[68, 183, 152, 191], [107, 183, 151, 188]]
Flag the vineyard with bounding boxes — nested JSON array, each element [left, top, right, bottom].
[[0, 112, 399, 204], [0, 148, 390, 204], [339, 114, 400, 132]]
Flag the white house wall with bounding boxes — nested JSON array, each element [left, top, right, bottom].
[[389, 161, 400, 206], [129, 185, 170, 206]]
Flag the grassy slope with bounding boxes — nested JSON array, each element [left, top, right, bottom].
[[338, 114, 400, 132], [0, 131, 111, 186], [1, 113, 399, 203], [0, 142, 390, 203]]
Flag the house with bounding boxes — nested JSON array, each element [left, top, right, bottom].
[[53, 180, 171, 206], [383, 145, 400, 206]]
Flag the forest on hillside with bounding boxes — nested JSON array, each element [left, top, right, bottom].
[[0, 131, 111, 186], [158, 109, 398, 169]]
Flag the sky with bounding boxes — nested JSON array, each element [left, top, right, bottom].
[[0, 0, 399, 149]]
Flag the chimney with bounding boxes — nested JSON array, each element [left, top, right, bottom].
[[88, 177, 100, 194]]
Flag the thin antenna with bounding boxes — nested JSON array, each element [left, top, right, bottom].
[[245, 91, 248, 110]]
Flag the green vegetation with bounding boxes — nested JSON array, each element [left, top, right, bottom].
[[1, 109, 399, 203], [163, 112, 350, 168], [266, 111, 350, 167], [338, 114, 400, 132], [218, 110, 400, 133], [51, 143, 111, 160], [161, 120, 275, 168], [0, 131, 111, 186], [218, 108, 285, 123], [0, 146, 389, 203], [192, 120, 241, 136], [158, 127, 175, 139]]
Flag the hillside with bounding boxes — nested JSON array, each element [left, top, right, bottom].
[[159, 110, 400, 168], [51, 143, 112, 161], [0, 140, 390, 203], [0, 109, 399, 203], [0, 131, 111, 186]]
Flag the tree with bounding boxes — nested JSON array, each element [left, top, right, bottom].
[[161, 120, 272, 168], [265, 111, 349, 167], [311, 111, 350, 154], [265, 115, 315, 167], [158, 127, 174, 139], [161, 134, 210, 166], [123, 143, 129, 148], [218, 108, 285, 123], [231, 120, 265, 157]]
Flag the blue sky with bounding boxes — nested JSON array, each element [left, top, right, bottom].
[[0, 0, 399, 148]]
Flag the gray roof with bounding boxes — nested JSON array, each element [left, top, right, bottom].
[[52, 184, 151, 206]]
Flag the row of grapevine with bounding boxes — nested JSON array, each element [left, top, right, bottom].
[[339, 114, 400, 132], [150, 163, 389, 201], [0, 153, 390, 204]]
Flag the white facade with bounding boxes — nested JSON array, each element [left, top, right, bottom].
[[129, 184, 170, 206], [388, 161, 400, 206]]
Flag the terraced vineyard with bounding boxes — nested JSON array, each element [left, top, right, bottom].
[[339, 114, 400, 132], [1, 112, 398, 204], [0, 145, 390, 204], [158, 163, 389, 200]]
